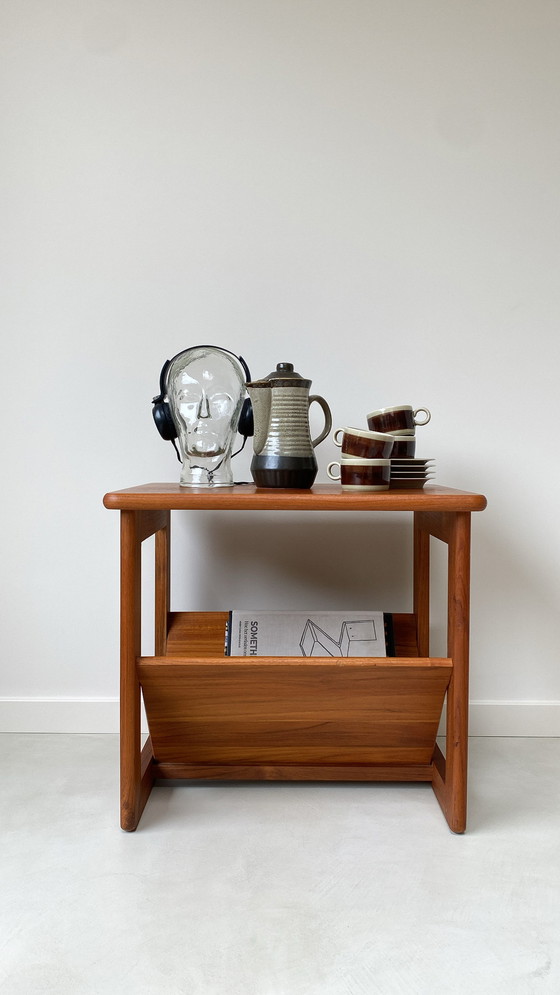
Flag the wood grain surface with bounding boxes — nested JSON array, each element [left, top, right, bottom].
[[104, 482, 487, 512]]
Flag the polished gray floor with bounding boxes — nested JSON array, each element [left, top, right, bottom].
[[1, 735, 559, 994]]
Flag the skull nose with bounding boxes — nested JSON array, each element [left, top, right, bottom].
[[197, 392, 211, 418]]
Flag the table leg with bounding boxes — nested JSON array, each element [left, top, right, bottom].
[[432, 511, 471, 833], [119, 510, 166, 831], [155, 512, 170, 655], [413, 511, 430, 656], [120, 511, 143, 830]]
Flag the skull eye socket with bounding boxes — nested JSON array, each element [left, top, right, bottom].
[[177, 390, 233, 420], [209, 393, 232, 418], [178, 389, 200, 405]]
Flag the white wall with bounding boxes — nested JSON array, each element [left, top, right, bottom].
[[2, 0, 559, 733]]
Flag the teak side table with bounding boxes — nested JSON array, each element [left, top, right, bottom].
[[103, 483, 487, 834]]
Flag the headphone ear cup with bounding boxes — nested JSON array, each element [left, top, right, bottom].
[[238, 397, 254, 437], [152, 401, 177, 441]]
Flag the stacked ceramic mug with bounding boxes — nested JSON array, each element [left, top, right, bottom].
[[327, 427, 395, 490], [366, 405, 434, 488]]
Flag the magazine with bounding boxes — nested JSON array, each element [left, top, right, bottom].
[[225, 610, 394, 657]]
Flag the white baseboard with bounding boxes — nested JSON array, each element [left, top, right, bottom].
[[466, 701, 560, 737], [437, 701, 560, 738], [0, 698, 147, 734], [0, 697, 559, 736]]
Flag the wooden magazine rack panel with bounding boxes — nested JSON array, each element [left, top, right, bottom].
[[139, 652, 452, 772]]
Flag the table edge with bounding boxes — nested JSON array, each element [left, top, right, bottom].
[[103, 483, 487, 512]]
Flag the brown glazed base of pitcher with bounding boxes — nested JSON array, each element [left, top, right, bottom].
[[250, 455, 318, 488]]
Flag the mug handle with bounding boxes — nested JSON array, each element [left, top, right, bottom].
[[327, 461, 340, 481], [333, 428, 344, 447], [309, 395, 333, 448], [413, 407, 431, 426]]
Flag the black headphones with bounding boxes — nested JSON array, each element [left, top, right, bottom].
[[152, 346, 254, 454]]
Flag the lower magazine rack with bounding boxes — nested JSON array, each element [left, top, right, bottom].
[[140, 612, 452, 777]]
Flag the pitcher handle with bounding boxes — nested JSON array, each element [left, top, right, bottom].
[[308, 395, 333, 448]]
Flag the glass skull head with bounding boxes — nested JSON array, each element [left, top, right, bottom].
[[166, 346, 247, 486]]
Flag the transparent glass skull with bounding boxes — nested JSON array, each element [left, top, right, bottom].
[[166, 346, 246, 486]]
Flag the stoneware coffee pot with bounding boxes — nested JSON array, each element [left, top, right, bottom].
[[246, 362, 332, 488]]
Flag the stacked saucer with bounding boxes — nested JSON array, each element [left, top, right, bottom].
[[389, 458, 435, 489]]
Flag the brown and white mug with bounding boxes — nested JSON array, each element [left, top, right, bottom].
[[333, 427, 394, 460], [366, 405, 431, 433], [389, 435, 417, 458], [327, 458, 390, 491]]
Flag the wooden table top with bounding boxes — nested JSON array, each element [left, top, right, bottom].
[[103, 483, 487, 513]]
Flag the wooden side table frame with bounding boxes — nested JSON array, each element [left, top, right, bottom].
[[104, 484, 486, 834]]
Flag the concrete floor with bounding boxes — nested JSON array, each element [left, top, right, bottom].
[[0, 735, 559, 994]]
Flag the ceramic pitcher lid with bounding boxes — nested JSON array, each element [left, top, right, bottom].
[[249, 362, 311, 387]]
